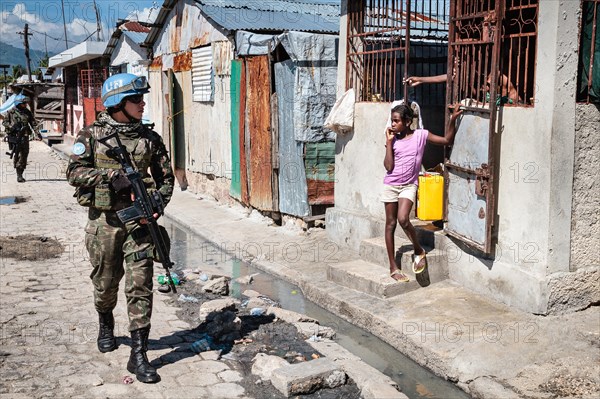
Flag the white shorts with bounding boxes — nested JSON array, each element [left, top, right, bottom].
[[380, 183, 417, 203]]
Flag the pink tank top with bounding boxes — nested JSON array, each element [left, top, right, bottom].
[[383, 129, 428, 186]]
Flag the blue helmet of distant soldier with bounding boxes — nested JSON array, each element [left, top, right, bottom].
[[101, 73, 150, 108]]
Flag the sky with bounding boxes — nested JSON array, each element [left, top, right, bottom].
[[0, 1, 160, 54]]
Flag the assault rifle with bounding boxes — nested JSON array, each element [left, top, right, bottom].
[[4, 123, 27, 159], [97, 132, 177, 294]]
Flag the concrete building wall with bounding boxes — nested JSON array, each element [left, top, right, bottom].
[[110, 36, 144, 66], [570, 104, 600, 270], [328, 0, 590, 314]]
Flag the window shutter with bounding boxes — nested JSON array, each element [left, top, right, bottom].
[[192, 45, 213, 102]]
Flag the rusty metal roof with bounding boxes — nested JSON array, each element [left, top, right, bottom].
[[104, 20, 150, 58], [145, 0, 340, 48], [121, 21, 151, 33], [200, 3, 339, 33]]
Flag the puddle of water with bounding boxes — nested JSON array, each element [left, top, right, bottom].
[[163, 219, 470, 399]]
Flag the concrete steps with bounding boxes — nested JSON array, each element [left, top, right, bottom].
[[359, 236, 449, 283], [326, 222, 448, 299], [327, 259, 422, 299]]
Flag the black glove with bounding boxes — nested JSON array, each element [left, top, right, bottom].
[[110, 170, 132, 193]]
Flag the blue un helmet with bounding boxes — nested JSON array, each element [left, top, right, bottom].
[[13, 94, 30, 106], [101, 73, 150, 108]]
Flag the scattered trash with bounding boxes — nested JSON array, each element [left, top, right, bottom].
[[240, 299, 250, 308], [157, 273, 180, 286], [199, 273, 209, 282], [234, 338, 253, 345], [294, 355, 307, 362], [291, 290, 298, 295], [311, 353, 320, 359], [190, 333, 229, 353], [256, 295, 279, 307], [308, 335, 321, 342], [250, 307, 266, 316], [178, 294, 199, 303], [122, 375, 134, 384]]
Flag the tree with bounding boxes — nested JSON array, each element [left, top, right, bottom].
[[39, 55, 49, 68], [11, 65, 25, 82]]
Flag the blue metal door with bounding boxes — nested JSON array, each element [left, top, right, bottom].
[[444, 0, 504, 254]]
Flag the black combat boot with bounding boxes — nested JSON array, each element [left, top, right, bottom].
[[97, 311, 117, 353], [127, 327, 160, 383], [16, 169, 25, 183]]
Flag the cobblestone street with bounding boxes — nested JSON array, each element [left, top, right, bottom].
[[0, 141, 406, 399], [0, 142, 263, 398]]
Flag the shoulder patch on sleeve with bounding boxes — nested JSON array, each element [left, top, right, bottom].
[[72, 142, 86, 156]]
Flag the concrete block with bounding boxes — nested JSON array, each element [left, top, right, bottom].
[[199, 298, 239, 321], [292, 321, 336, 339], [327, 259, 420, 299], [267, 306, 319, 324], [270, 358, 346, 396], [251, 353, 289, 380]]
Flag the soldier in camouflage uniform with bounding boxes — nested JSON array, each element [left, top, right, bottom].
[[2, 94, 34, 182], [66, 73, 174, 384]]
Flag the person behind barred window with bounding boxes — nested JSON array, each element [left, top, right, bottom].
[[66, 73, 175, 384], [2, 94, 34, 182], [404, 73, 519, 105], [382, 103, 462, 282]]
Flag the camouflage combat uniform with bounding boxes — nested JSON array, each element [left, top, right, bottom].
[[66, 111, 174, 331], [2, 106, 33, 172]]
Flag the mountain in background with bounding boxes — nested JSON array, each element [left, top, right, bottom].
[[0, 41, 55, 68]]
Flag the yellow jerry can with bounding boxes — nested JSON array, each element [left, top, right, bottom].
[[417, 173, 444, 221]]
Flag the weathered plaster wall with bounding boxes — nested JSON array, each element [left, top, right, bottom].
[[328, 0, 586, 314], [570, 104, 600, 270]]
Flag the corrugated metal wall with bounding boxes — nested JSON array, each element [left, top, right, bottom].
[[275, 60, 310, 217], [153, 0, 227, 57], [305, 142, 335, 205]]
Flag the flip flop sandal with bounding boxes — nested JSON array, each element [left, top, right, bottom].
[[390, 270, 410, 282], [412, 253, 427, 274]]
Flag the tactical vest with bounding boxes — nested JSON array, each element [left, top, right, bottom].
[[91, 123, 157, 211], [7, 109, 33, 137]]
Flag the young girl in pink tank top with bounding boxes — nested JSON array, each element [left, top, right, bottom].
[[383, 103, 463, 282]]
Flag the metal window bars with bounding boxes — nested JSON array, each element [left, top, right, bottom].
[[347, 1, 538, 107], [346, 0, 450, 103], [80, 69, 106, 99], [447, 0, 538, 109]]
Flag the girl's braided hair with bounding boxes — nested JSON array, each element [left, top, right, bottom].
[[391, 104, 414, 121]]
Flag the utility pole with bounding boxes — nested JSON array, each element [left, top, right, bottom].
[[17, 24, 33, 82], [61, 0, 69, 49], [92, 0, 102, 41]]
